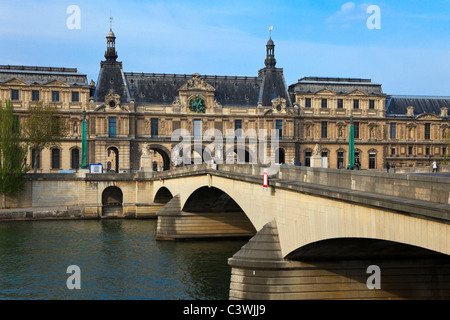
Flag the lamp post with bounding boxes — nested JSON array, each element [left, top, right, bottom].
[[347, 114, 355, 169], [79, 107, 88, 169]]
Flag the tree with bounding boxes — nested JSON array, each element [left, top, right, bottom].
[[22, 103, 69, 173], [0, 100, 29, 208]]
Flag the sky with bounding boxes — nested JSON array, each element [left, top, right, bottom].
[[1, 0, 450, 96]]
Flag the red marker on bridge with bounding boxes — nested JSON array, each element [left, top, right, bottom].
[[263, 169, 268, 191]]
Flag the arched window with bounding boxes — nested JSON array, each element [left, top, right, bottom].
[[71, 148, 80, 169], [51, 148, 61, 169], [31, 149, 40, 169]]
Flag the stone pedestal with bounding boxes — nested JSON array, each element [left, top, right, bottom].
[[310, 154, 322, 168], [76, 168, 90, 178], [140, 155, 153, 172]]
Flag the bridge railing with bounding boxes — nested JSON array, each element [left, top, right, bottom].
[[212, 164, 450, 205]]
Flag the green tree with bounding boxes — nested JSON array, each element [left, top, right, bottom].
[[0, 100, 29, 208], [22, 103, 69, 173]]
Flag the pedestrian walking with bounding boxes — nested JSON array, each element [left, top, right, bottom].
[[432, 161, 438, 173], [386, 162, 390, 173]]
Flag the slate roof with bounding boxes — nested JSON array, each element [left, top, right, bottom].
[[289, 77, 384, 95], [0, 65, 88, 86], [94, 65, 292, 108], [386, 95, 450, 117]]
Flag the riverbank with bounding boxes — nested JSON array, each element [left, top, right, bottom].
[[0, 206, 159, 221], [0, 206, 85, 221]]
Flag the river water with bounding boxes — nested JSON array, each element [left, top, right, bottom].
[[0, 219, 247, 300]]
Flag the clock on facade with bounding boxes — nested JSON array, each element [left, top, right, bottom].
[[189, 96, 206, 113]]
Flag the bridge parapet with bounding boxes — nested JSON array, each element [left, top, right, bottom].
[[201, 164, 449, 205]]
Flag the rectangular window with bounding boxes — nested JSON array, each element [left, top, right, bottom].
[[337, 99, 343, 109], [391, 147, 396, 155], [31, 149, 40, 169], [52, 91, 60, 102], [390, 123, 397, 139], [71, 149, 79, 169], [353, 99, 359, 109], [443, 147, 447, 156], [305, 151, 311, 167], [234, 119, 242, 138], [72, 91, 79, 102], [337, 151, 344, 169], [369, 153, 376, 169], [194, 119, 202, 139], [369, 100, 375, 109], [354, 122, 360, 139], [305, 98, 311, 108], [321, 121, 328, 138], [108, 117, 117, 138], [408, 146, 413, 155], [425, 123, 431, 140], [11, 89, 19, 100], [321, 99, 327, 109], [276, 120, 283, 139], [151, 118, 159, 138], [12, 115, 20, 134], [51, 149, 60, 169], [32, 90, 40, 101], [426, 146, 430, 156]]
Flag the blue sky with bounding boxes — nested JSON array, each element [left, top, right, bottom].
[[1, 0, 450, 95]]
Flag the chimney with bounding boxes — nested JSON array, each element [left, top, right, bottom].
[[407, 106, 414, 117]]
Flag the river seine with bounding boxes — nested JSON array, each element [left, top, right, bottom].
[[0, 219, 247, 300]]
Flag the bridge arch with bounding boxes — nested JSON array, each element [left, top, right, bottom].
[[155, 183, 256, 239], [154, 186, 173, 204], [102, 185, 123, 217], [285, 237, 448, 261], [183, 186, 247, 213]]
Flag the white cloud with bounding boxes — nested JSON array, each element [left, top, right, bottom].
[[326, 2, 370, 26]]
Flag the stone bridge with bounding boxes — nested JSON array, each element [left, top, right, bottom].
[[150, 164, 450, 300], [3, 163, 450, 299]]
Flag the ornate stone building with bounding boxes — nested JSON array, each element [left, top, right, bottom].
[[88, 29, 296, 172], [0, 65, 90, 172], [0, 28, 448, 172]]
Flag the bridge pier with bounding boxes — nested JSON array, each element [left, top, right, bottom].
[[229, 220, 450, 300], [155, 195, 256, 240]]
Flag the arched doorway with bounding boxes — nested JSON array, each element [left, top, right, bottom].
[[147, 145, 171, 170], [275, 148, 285, 164], [102, 186, 123, 217], [107, 146, 119, 173]]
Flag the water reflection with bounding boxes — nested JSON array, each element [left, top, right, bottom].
[[0, 219, 246, 300]]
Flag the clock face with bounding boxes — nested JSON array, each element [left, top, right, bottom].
[[189, 96, 205, 113]]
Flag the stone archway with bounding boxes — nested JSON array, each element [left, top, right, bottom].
[[107, 146, 119, 173], [147, 144, 171, 170], [102, 186, 123, 217]]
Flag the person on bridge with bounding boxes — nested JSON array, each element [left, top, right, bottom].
[[432, 161, 438, 173], [386, 162, 390, 173]]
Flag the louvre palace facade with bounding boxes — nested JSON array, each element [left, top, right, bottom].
[[0, 28, 448, 173]]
